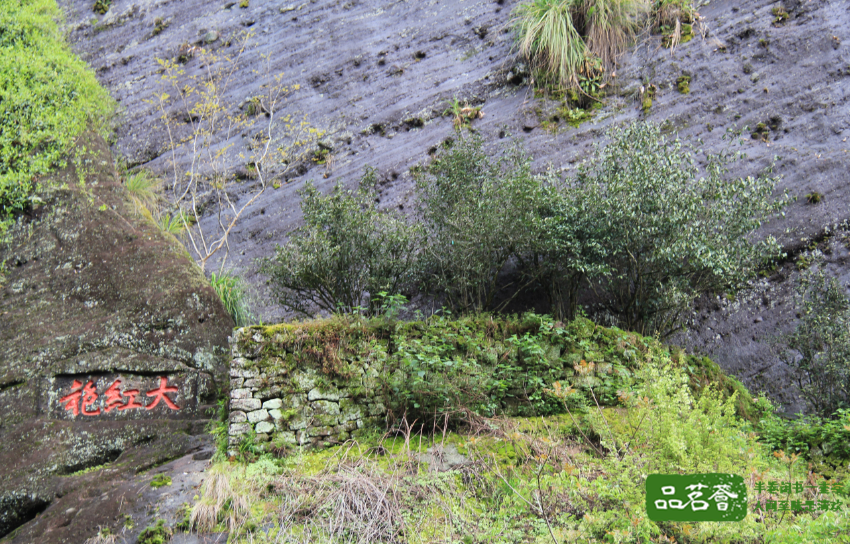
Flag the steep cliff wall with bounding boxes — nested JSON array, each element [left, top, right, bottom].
[[57, 0, 850, 414]]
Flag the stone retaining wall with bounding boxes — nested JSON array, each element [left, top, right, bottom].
[[227, 327, 388, 454]]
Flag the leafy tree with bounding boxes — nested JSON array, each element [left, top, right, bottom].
[[780, 261, 850, 418], [260, 169, 421, 316], [552, 121, 787, 337], [413, 134, 546, 313]]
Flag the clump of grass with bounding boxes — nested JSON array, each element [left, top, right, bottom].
[[189, 464, 253, 533], [513, 0, 587, 89], [137, 519, 172, 544], [210, 271, 255, 326], [443, 98, 484, 129], [83, 527, 116, 544], [125, 170, 160, 212], [580, 0, 650, 71], [805, 192, 823, 204], [155, 211, 194, 236]]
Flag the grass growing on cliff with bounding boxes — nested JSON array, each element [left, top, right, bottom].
[[0, 0, 114, 235], [210, 271, 255, 326]]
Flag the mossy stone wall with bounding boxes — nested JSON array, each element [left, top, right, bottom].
[[228, 327, 389, 453]]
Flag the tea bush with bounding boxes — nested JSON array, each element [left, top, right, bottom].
[[780, 262, 850, 417], [261, 168, 421, 316], [549, 122, 787, 337], [412, 134, 545, 313]]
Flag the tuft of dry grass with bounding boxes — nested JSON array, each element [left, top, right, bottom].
[[83, 529, 117, 544], [580, 0, 651, 71], [189, 464, 253, 533]]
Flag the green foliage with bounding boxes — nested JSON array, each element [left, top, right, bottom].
[[413, 134, 544, 313], [512, 0, 587, 89], [137, 520, 172, 544], [150, 474, 172, 488], [780, 263, 850, 417], [124, 170, 160, 211], [210, 271, 255, 326], [92, 0, 111, 14], [549, 121, 787, 337], [0, 0, 114, 235], [512, 0, 650, 90], [261, 168, 421, 316], [443, 97, 482, 129], [759, 409, 850, 462], [196, 344, 843, 544]]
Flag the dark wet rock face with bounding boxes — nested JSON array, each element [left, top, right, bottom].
[[56, 0, 848, 408], [0, 135, 232, 541]]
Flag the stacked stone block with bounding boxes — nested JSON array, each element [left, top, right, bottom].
[[228, 329, 388, 455]]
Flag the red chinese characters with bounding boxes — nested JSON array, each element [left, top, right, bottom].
[[59, 380, 101, 416], [60, 376, 180, 416], [145, 377, 180, 411]]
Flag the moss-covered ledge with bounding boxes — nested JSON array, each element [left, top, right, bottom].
[[227, 314, 758, 455]]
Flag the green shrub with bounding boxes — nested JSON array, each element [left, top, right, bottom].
[[412, 134, 545, 313], [759, 409, 850, 461], [210, 272, 254, 327], [261, 168, 421, 316], [0, 0, 114, 235], [780, 263, 850, 417], [550, 121, 787, 337]]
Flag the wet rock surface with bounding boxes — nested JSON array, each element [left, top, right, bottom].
[[0, 134, 232, 540], [57, 0, 849, 412]]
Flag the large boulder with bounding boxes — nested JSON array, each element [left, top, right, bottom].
[[0, 134, 233, 541]]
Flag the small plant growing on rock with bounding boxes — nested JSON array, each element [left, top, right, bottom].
[[443, 98, 483, 129], [137, 519, 172, 544], [92, 0, 111, 14], [676, 74, 691, 94], [751, 122, 770, 142], [83, 527, 116, 544], [152, 17, 168, 36], [772, 5, 790, 24], [150, 474, 172, 488], [239, 0, 249, 7], [805, 192, 824, 204]]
